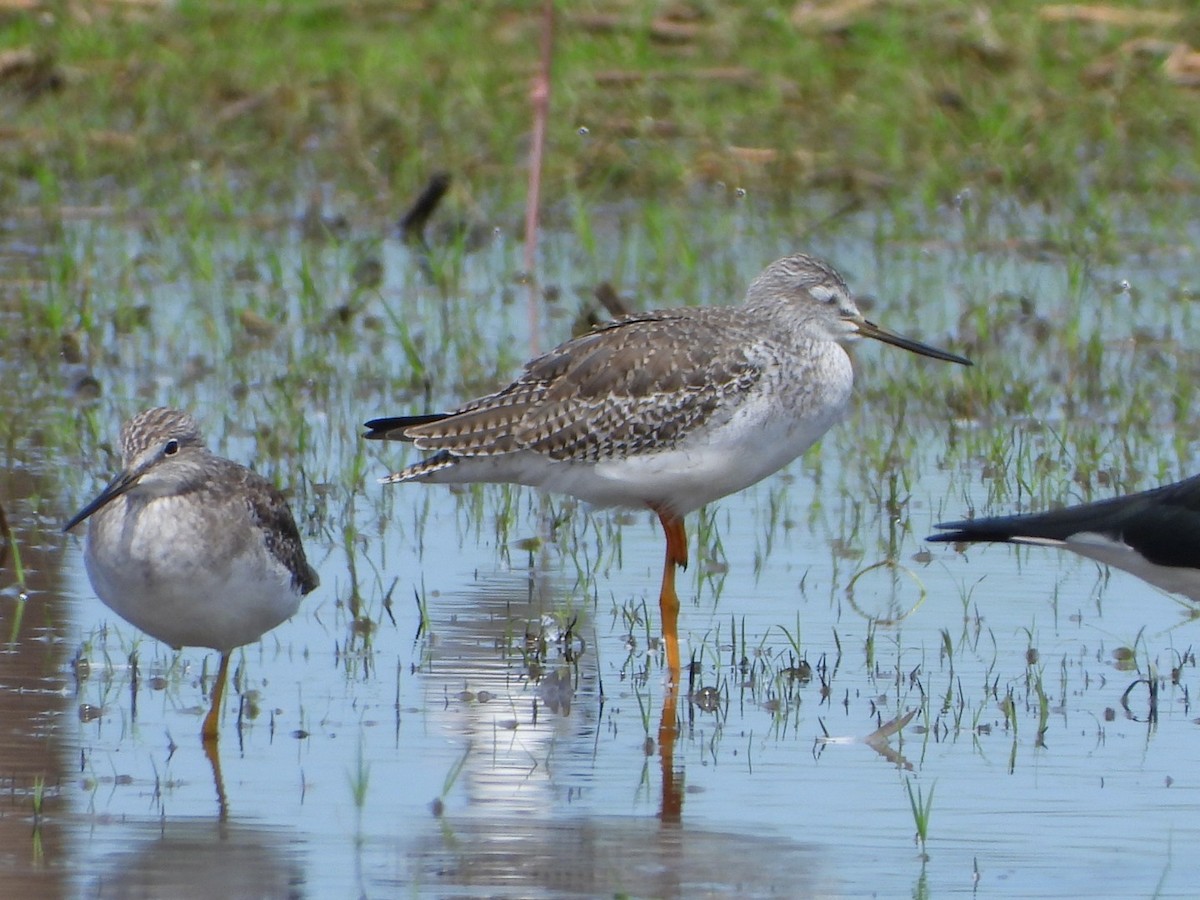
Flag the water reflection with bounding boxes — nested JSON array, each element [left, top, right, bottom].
[[204, 741, 229, 821], [418, 568, 606, 816], [0, 463, 75, 896], [77, 819, 305, 898], [658, 682, 682, 823], [7, 208, 1200, 896], [414, 555, 700, 828], [399, 815, 828, 897]]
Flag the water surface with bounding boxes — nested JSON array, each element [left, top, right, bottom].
[[2, 200, 1198, 896]]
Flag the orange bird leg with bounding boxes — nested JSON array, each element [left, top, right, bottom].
[[202, 652, 232, 744], [654, 509, 688, 677]]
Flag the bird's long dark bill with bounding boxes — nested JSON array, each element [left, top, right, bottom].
[[63, 470, 137, 533], [857, 319, 972, 366]]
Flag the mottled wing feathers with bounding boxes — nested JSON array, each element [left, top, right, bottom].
[[234, 466, 320, 595], [930, 473, 1200, 570], [380, 309, 762, 463]]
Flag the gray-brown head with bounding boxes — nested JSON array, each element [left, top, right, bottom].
[[64, 407, 211, 532], [119, 407, 206, 465], [743, 253, 971, 365]]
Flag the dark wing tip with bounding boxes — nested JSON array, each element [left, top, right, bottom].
[[363, 413, 448, 441], [926, 518, 1022, 545], [925, 527, 972, 544], [298, 562, 320, 595]]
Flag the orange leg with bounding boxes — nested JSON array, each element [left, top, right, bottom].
[[654, 509, 688, 678], [202, 652, 231, 744]]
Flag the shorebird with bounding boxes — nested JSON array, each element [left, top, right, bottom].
[[366, 253, 970, 675], [929, 474, 1200, 601], [64, 407, 319, 742]]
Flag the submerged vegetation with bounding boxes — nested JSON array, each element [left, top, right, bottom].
[[2, 1, 1197, 501], [2, 2, 1200, 894]]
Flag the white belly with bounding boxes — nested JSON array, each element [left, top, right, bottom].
[[1024, 532, 1200, 602], [84, 494, 304, 653], [417, 347, 854, 517]]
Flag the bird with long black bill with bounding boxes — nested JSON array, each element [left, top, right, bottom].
[[64, 407, 319, 743], [367, 253, 970, 676]]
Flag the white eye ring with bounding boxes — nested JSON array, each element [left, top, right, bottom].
[[809, 285, 841, 304], [164, 439, 180, 456]]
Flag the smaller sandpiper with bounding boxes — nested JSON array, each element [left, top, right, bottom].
[[64, 407, 319, 743]]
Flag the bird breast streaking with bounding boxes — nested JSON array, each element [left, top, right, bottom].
[[64, 406, 319, 743]]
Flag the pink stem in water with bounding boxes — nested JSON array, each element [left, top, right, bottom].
[[524, 0, 555, 355]]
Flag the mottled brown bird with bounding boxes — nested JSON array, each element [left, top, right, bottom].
[[367, 253, 969, 676]]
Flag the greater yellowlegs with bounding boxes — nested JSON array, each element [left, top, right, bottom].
[[64, 407, 319, 742], [366, 253, 970, 675], [929, 474, 1200, 600]]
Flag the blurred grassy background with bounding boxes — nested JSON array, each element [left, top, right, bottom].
[[2, 0, 1198, 213]]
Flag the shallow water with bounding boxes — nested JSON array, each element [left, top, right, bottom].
[[2, 200, 1200, 896]]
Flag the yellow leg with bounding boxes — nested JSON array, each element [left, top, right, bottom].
[[655, 510, 688, 679], [202, 652, 231, 744]]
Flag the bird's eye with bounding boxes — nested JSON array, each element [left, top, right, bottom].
[[163, 439, 180, 456]]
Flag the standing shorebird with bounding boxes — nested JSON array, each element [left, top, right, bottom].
[[64, 407, 319, 743], [366, 253, 970, 675], [929, 474, 1200, 601]]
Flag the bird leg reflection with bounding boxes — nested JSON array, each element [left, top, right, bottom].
[[658, 679, 683, 823], [203, 733, 230, 821]]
